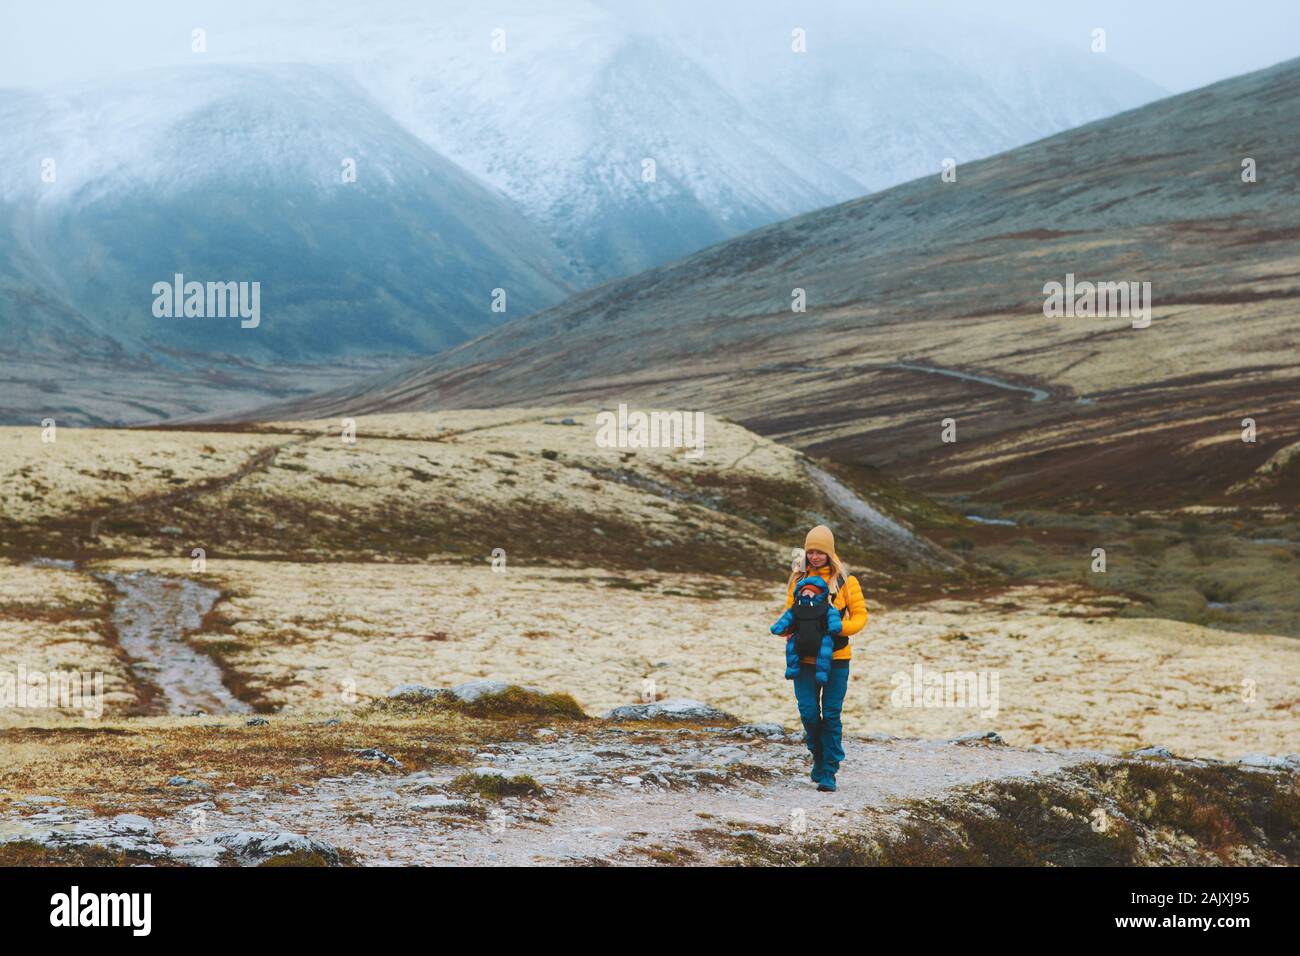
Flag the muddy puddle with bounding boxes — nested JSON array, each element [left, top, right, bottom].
[[99, 571, 251, 715]]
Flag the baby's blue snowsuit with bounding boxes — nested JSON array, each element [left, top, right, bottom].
[[770, 576, 842, 686]]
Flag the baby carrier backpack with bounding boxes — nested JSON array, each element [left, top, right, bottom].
[[791, 600, 830, 660], [791, 571, 848, 658]]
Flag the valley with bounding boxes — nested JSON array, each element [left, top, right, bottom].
[[1, 411, 1296, 866], [0, 10, 1295, 872]]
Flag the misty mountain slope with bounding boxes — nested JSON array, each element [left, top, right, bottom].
[[372, 28, 862, 280], [231, 1, 862, 281], [0, 64, 577, 361], [257, 58, 1300, 510], [219, 0, 1164, 281], [634, 0, 1166, 192]]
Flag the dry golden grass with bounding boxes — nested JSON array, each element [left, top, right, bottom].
[[2, 412, 1295, 764], [852, 585, 1299, 758], [0, 703, 576, 815], [60, 558, 1300, 761], [1, 411, 813, 572], [0, 562, 138, 723], [0, 427, 283, 525]]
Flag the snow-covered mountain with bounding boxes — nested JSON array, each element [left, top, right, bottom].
[[0, 64, 577, 361], [209, 0, 1166, 280]]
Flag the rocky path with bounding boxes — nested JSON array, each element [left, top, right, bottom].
[[3, 722, 1109, 866], [358, 729, 1106, 865]]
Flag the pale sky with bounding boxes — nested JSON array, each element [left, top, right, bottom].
[[1, 0, 1297, 93], [978, 0, 1300, 91]]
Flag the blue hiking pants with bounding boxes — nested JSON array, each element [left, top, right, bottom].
[[792, 660, 849, 782]]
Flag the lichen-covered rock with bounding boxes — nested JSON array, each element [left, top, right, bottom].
[[728, 723, 787, 738], [411, 795, 473, 812], [356, 748, 402, 768], [452, 679, 545, 703], [166, 775, 212, 789], [603, 699, 734, 722], [1235, 753, 1300, 769], [387, 684, 455, 701], [109, 813, 156, 835], [1129, 746, 1175, 759], [204, 830, 340, 866], [949, 731, 1005, 746]]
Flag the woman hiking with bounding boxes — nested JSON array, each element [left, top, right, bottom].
[[774, 525, 867, 792]]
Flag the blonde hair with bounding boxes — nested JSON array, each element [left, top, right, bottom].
[[787, 550, 850, 595]]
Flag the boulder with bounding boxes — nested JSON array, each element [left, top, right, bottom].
[[452, 679, 544, 703], [166, 776, 212, 789], [1129, 746, 1175, 759], [1235, 753, 1300, 770], [204, 830, 340, 866], [603, 699, 734, 722], [355, 748, 402, 768], [948, 731, 1005, 746]]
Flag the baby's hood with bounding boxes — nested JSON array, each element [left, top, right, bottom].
[[795, 575, 830, 599]]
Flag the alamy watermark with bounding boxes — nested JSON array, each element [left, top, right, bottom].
[[152, 273, 260, 329], [0, 665, 104, 719], [889, 662, 999, 719], [595, 403, 705, 459], [50, 886, 150, 936], [1043, 273, 1151, 329]]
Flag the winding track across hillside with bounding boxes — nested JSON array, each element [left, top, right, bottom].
[[804, 463, 962, 570]]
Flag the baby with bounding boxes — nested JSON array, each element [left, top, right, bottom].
[[770, 576, 843, 686]]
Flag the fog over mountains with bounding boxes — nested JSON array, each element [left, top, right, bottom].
[[232, 0, 1168, 281], [0, 0, 1168, 422]]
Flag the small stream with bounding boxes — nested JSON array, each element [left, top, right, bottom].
[[98, 571, 251, 715], [966, 514, 1018, 526]]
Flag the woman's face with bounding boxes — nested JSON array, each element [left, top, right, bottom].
[[806, 549, 829, 568]]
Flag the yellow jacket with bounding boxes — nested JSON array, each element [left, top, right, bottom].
[[782, 566, 867, 662]]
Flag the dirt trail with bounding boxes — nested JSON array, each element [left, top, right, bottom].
[[805, 463, 960, 570], [145, 728, 1107, 866], [888, 362, 1053, 402]]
